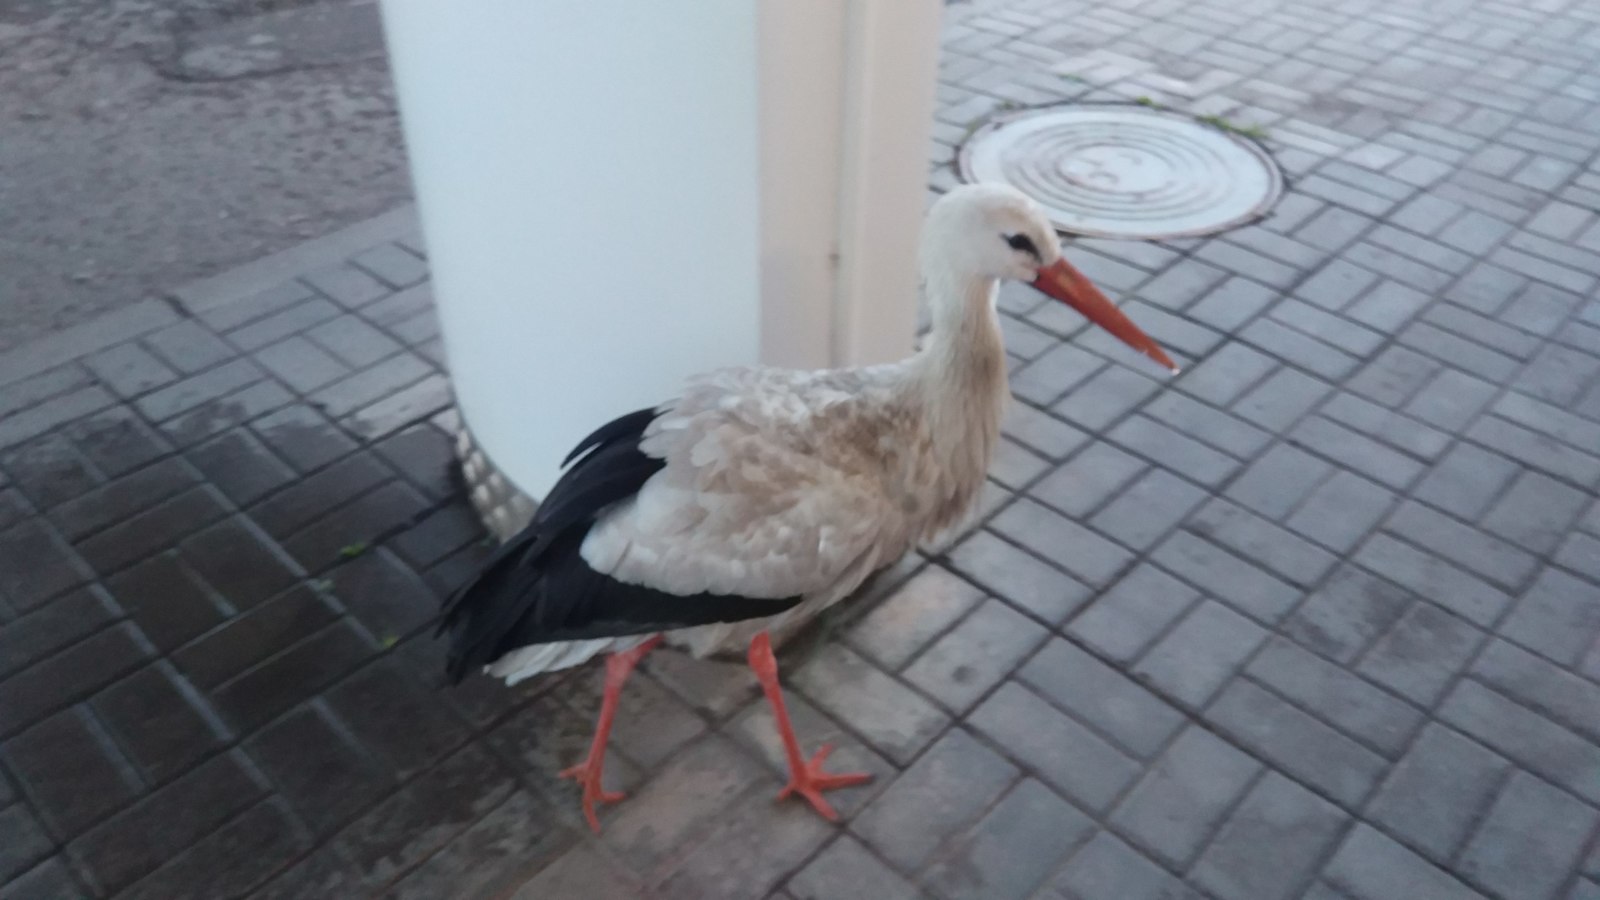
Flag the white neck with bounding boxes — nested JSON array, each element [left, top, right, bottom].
[[894, 263, 1010, 535]]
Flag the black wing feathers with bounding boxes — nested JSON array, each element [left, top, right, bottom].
[[439, 406, 802, 683]]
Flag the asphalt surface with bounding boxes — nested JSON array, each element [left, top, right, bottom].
[[0, 0, 410, 353]]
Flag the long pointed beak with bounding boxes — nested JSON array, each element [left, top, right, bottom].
[[1032, 258, 1179, 374]]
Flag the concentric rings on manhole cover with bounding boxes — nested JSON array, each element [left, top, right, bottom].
[[958, 104, 1284, 240]]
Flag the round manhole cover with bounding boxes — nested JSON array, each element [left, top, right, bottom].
[[958, 104, 1284, 240]]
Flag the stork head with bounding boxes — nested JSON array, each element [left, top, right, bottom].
[[922, 183, 1177, 373]]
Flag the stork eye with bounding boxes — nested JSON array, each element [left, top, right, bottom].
[[1004, 233, 1040, 260]]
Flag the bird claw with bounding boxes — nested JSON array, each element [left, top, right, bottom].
[[776, 744, 873, 820], [560, 759, 624, 833]]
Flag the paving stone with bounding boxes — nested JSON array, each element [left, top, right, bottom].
[[990, 498, 1134, 588], [1385, 500, 1538, 589], [158, 379, 294, 449], [1089, 467, 1208, 550], [1109, 724, 1261, 868], [349, 245, 427, 290], [92, 662, 226, 785], [2, 855, 88, 900], [1297, 258, 1381, 310], [83, 342, 178, 399], [1069, 563, 1200, 663], [70, 751, 265, 894], [1457, 772, 1599, 900], [332, 744, 515, 891], [1137, 258, 1231, 311], [47, 457, 197, 542], [326, 547, 438, 642], [1403, 368, 1498, 431], [504, 844, 643, 900], [0, 385, 117, 452], [306, 352, 433, 420], [1052, 365, 1160, 430], [104, 552, 225, 654], [117, 799, 310, 900], [181, 516, 300, 611], [209, 619, 374, 735], [1358, 598, 1485, 706], [904, 598, 1047, 713], [225, 298, 341, 353], [74, 484, 230, 576], [246, 703, 395, 837], [1348, 345, 1441, 408], [1190, 772, 1348, 900], [787, 835, 919, 900], [0, 623, 152, 739], [1054, 830, 1204, 900], [792, 643, 947, 765], [1207, 679, 1387, 808], [132, 358, 260, 423], [1000, 402, 1088, 461], [1247, 637, 1421, 757], [1, 434, 101, 510], [1413, 443, 1521, 520], [280, 480, 432, 572], [1232, 367, 1333, 432], [1468, 416, 1600, 488], [1010, 344, 1106, 406], [1474, 639, 1600, 744], [1365, 723, 1509, 864], [653, 788, 831, 900], [1325, 824, 1488, 900], [185, 428, 297, 506], [305, 314, 404, 369], [1134, 599, 1266, 709], [342, 372, 452, 440], [0, 806, 55, 886], [1438, 679, 1600, 805], [1226, 443, 1332, 519], [1031, 441, 1146, 517], [173, 585, 340, 689], [1187, 499, 1337, 587], [0, 586, 115, 679], [851, 728, 1018, 871], [988, 435, 1050, 488], [326, 657, 468, 778], [140, 320, 235, 376], [1151, 530, 1300, 624], [925, 779, 1094, 900], [1106, 415, 1239, 488], [969, 681, 1140, 813], [1320, 391, 1450, 460], [849, 566, 984, 676], [1355, 533, 1511, 627], [250, 403, 359, 474], [1286, 470, 1397, 553], [253, 336, 350, 394], [1142, 391, 1271, 458], [1176, 344, 1276, 410], [3, 706, 141, 839], [1498, 568, 1600, 667], [1018, 638, 1183, 759], [1240, 318, 1361, 379], [1481, 470, 1589, 554]]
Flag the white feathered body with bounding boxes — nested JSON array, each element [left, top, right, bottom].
[[488, 277, 1009, 683]]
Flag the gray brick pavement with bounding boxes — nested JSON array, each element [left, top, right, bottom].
[[2, 0, 1600, 896]]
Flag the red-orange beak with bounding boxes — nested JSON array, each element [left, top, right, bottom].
[[1032, 258, 1178, 374]]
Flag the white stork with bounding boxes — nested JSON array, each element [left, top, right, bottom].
[[439, 183, 1176, 832]]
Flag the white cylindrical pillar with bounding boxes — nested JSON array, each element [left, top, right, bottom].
[[380, 0, 941, 505]]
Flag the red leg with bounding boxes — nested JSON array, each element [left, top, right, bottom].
[[747, 631, 872, 820], [559, 635, 662, 833]]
